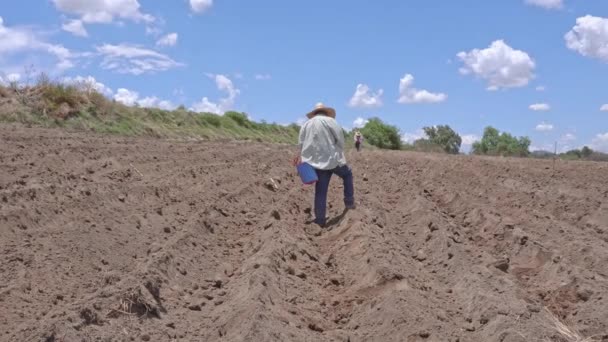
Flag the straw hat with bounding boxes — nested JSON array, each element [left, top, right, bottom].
[[306, 102, 336, 119]]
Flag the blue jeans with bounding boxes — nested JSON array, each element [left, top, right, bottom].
[[314, 164, 354, 225]]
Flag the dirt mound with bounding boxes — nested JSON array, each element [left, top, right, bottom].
[[1, 125, 607, 341]]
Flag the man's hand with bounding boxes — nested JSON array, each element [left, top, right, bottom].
[[292, 155, 301, 166]]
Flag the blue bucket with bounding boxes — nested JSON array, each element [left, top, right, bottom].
[[296, 162, 318, 185]]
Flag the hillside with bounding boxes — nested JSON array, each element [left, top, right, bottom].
[[0, 83, 300, 144]]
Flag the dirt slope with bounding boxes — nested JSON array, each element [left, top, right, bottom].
[[1, 125, 607, 342]]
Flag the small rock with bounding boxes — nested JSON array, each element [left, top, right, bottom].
[[577, 289, 593, 302], [493, 259, 510, 273], [140, 334, 151, 341], [527, 304, 541, 313], [419, 331, 430, 338], [308, 323, 324, 333], [118, 194, 126, 202], [163, 227, 171, 233], [362, 175, 368, 181], [330, 276, 342, 286], [271, 210, 281, 220], [188, 304, 202, 311], [414, 250, 427, 262]]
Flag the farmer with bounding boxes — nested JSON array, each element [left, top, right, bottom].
[[354, 130, 363, 152], [295, 103, 355, 227]]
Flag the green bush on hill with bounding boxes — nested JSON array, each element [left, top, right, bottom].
[[359, 117, 401, 150], [413, 125, 462, 154], [472, 126, 531, 157]]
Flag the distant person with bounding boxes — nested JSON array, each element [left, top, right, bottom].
[[354, 130, 364, 152], [294, 103, 355, 227]]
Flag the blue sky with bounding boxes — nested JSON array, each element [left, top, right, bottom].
[[1, 0, 607, 151]]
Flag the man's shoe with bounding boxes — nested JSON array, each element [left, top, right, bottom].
[[345, 203, 356, 210]]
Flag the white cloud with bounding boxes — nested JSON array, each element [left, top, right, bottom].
[[114, 88, 139, 106], [601, 104, 608, 111], [353, 117, 369, 129], [565, 16, 608, 63], [561, 133, 576, 142], [0, 17, 78, 72], [192, 74, 240, 114], [461, 134, 480, 146], [398, 74, 446, 104], [457, 40, 536, 90], [401, 129, 425, 144], [0, 73, 21, 85], [535, 122, 554, 131], [138, 96, 176, 110], [62, 19, 88, 37], [96, 44, 182, 75], [296, 117, 307, 126], [529, 103, 550, 111], [113, 88, 175, 109], [536, 85, 546, 91], [524, 0, 563, 10], [52, 0, 154, 24], [254, 74, 271, 80], [156, 33, 178, 47], [190, 0, 213, 13], [62, 75, 113, 96], [591, 132, 608, 152], [349, 84, 384, 108]]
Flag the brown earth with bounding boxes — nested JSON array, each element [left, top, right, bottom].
[[1, 125, 607, 342]]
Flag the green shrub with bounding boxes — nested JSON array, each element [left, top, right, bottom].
[[359, 117, 401, 150]]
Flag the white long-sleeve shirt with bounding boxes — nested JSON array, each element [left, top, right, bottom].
[[298, 115, 347, 170]]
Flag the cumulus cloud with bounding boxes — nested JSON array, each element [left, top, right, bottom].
[[192, 74, 240, 114], [190, 0, 213, 13], [254, 74, 271, 80], [398, 74, 446, 104], [601, 104, 608, 111], [561, 133, 576, 142], [591, 132, 608, 152], [62, 19, 88, 37], [401, 129, 425, 144], [96, 44, 183, 75], [113, 88, 175, 109], [52, 0, 154, 24], [352, 117, 369, 129], [156, 33, 178, 47], [138, 96, 176, 110], [524, 0, 563, 10], [457, 40, 536, 90], [536, 85, 546, 91], [535, 122, 554, 131], [114, 88, 139, 106], [461, 134, 480, 146], [0, 73, 21, 85], [529, 103, 550, 111], [62, 75, 113, 96], [565, 16, 608, 63], [349, 84, 384, 108], [0, 17, 78, 72]]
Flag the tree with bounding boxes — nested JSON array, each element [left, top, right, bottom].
[[472, 126, 530, 157], [359, 117, 401, 150], [581, 146, 593, 158], [420, 125, 462, 154]]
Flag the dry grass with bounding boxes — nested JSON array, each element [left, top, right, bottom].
[[543, 308, 600, 342]]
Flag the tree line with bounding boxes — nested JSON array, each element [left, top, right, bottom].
[[354, 117, 606, 161]]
